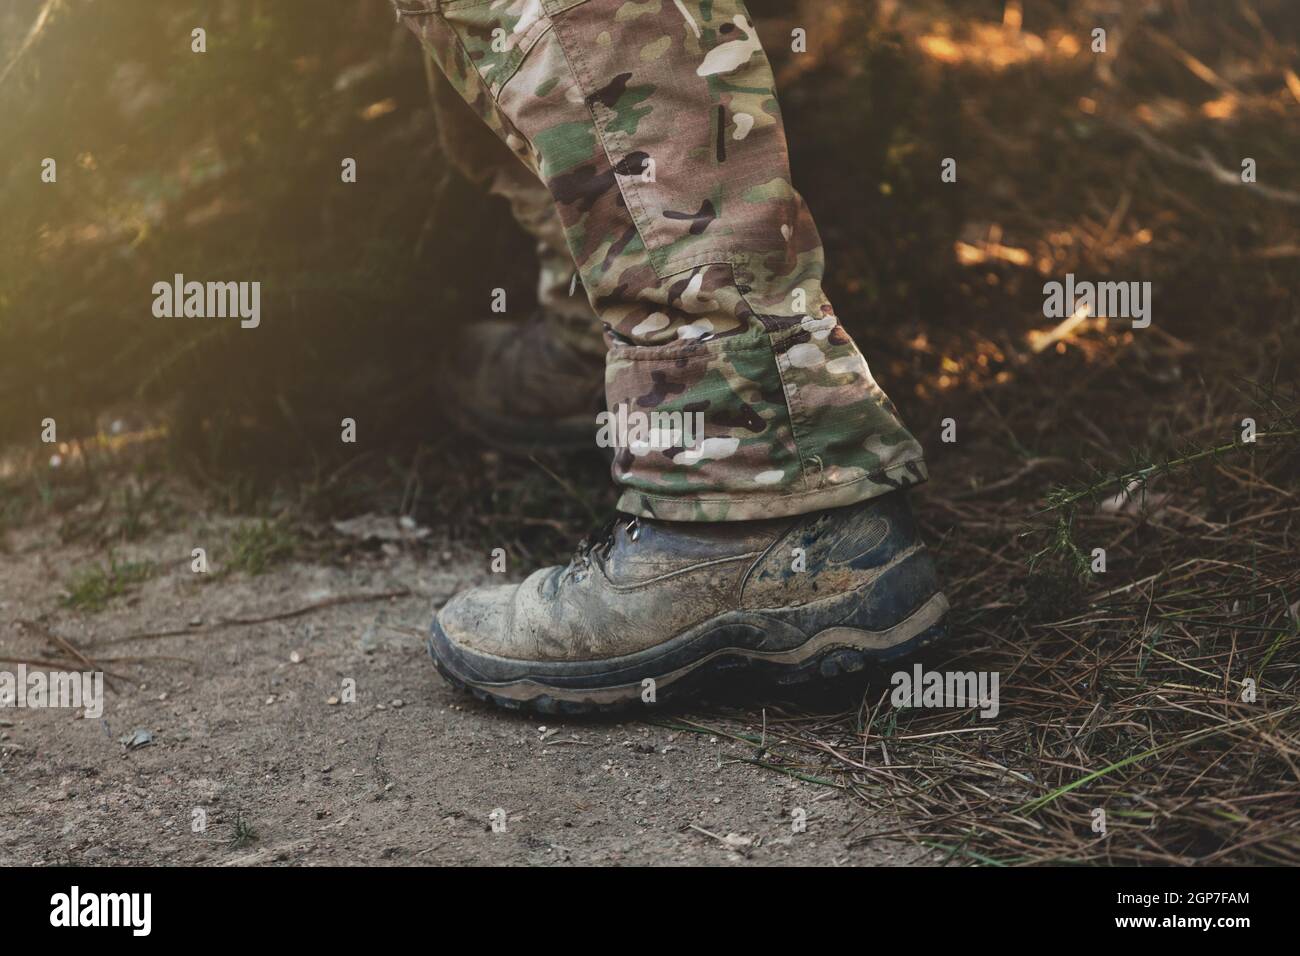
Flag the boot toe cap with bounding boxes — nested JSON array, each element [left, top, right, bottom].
[[436, 582, 520, 659]]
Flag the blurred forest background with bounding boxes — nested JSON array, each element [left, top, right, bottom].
[[2, 0, 1300, 863]]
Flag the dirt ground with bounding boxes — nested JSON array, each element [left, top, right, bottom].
[[0, 503, 931, 867]]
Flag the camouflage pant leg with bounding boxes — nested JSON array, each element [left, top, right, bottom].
[[426, 55, 604, 350], [395, 0, 927, 521]]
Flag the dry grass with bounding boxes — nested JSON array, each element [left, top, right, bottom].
[[675, 385, 1299, 865]]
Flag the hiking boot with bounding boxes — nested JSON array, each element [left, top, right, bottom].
[[429, 491, 949, 714], [437, 310, 606, 455]]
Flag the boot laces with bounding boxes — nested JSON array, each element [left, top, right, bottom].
[[567, 516, 639, 577]]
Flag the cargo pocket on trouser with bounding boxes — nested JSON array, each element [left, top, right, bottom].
[[766, 319, 930, 507], [543, 0, 798, 281], [603, 331, 809, 522], [408, 0, 792, 281], [605, 324, 930, 521]]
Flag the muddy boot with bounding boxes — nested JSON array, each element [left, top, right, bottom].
[[437, 309, 606, 455], [429, 491, 949, 714]]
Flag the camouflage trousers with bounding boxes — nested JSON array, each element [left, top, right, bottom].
[[395, 0, 927, 521]]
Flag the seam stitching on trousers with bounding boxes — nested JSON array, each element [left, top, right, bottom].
[[491, 18, 553, 96], [547, 0, 744, 282], [619, 456, 929, 505], [545, 6, 662, 277], [606, 334, 787, 360], [425, 11, 522, 145], [737, 284, 813, 492]]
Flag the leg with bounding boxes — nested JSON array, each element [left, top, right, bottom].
[[396, 0, 925, 521], [428, 57, 602, 340], [393, 0, 946, 710], [425, 56, 606, 450]]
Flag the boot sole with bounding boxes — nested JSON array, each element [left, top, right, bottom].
[[428, 590, 949, 715]]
